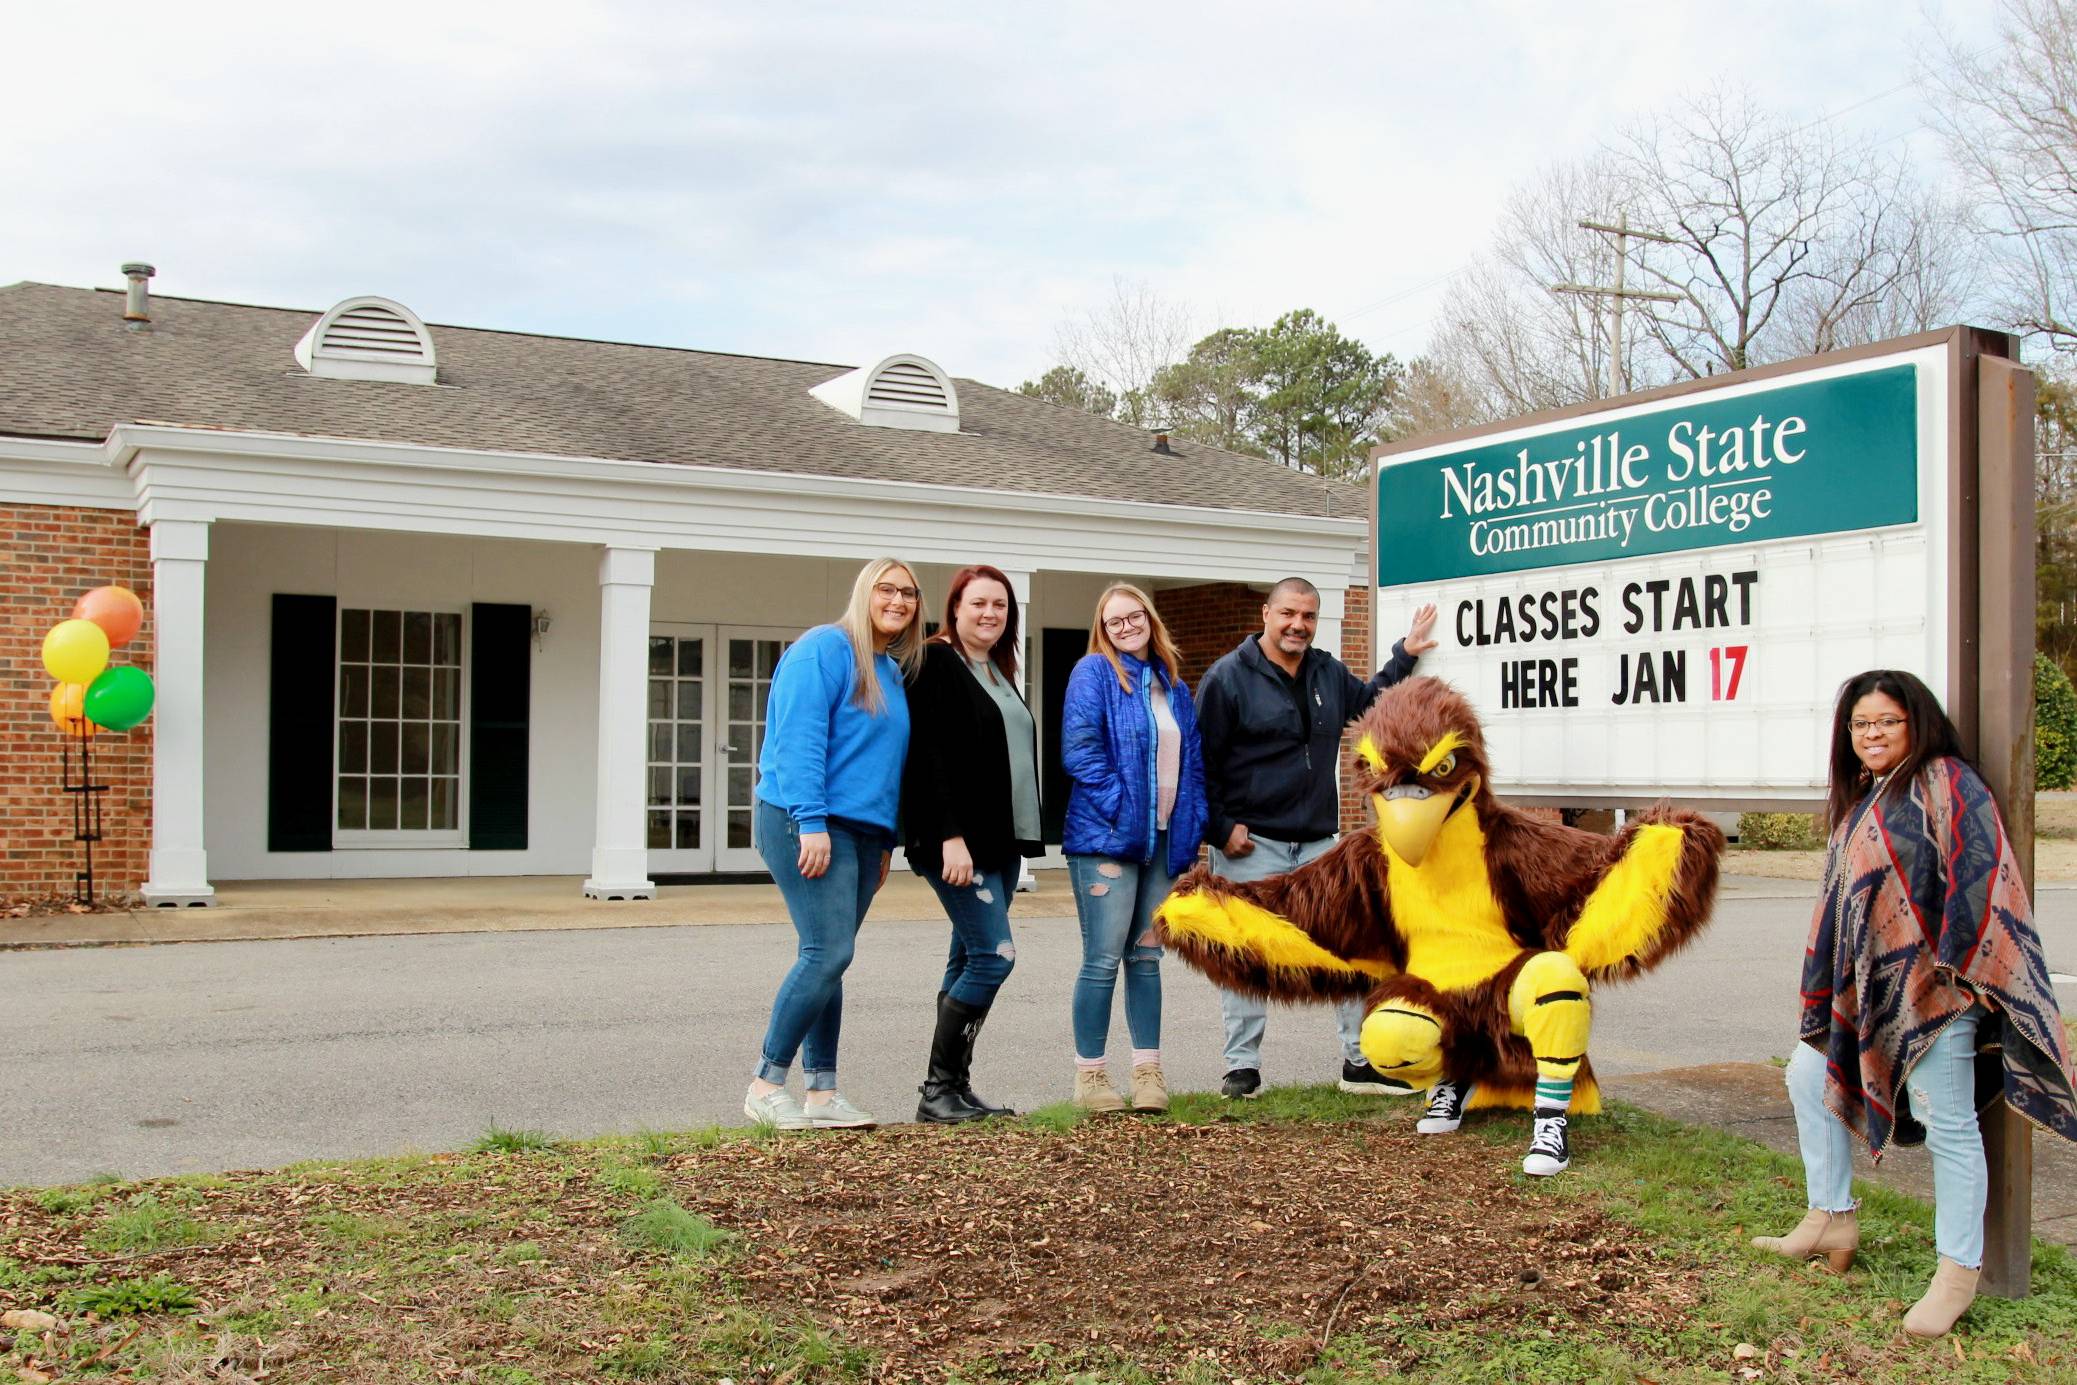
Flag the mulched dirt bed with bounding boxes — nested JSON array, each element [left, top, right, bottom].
[[675, 1119, 1704, 1380], [0, 1117, 1706, 1382]]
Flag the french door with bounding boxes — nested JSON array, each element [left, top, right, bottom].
[[716, 627, 796, 872], [646, 625, 717, 874]]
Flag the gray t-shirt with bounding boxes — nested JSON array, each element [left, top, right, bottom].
[[966, 653, 1042, 843]]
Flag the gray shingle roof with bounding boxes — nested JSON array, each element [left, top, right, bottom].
[[0, 282, 1365, 519]]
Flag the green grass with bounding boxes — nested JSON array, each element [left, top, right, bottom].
[[59, 1272, 199, 1317], [620, 1199, 738, 1260], [599, 1159, 667, 1202], [83, 1192, 212, 1254], [472, 1124, 557, 1153], [306, 1209, 410, 1247]]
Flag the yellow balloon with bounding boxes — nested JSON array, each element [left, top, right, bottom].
[[48, 683, 98, 736], [42, 619, 110, 686]]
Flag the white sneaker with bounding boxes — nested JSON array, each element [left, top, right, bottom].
[[1522, 1112, 1570, 1176], [1416, 1079, 1471, 1134], [804, 1092, 877, 1129], [743, 1086, 814, 1131]]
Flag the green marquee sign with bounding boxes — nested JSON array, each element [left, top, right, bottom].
[[1375, 364, 1919, 585]]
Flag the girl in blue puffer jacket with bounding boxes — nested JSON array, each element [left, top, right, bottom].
[[1060, 583, 1208, 1114]]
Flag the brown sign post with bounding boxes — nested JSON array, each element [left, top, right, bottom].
[[1371, 325, 2043, 1297], [1974, 344, 2036, 1297]]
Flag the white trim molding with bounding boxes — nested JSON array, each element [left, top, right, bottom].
[[115, 423, 1365, 586]]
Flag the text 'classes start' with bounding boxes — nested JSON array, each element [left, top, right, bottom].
[[1451, 569, 1759, 711]]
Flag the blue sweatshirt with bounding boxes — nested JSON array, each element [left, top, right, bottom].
[[755, 624, 909, 837]]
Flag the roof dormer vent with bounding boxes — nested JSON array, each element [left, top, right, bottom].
[[294, 296, 438, 384], [809, 354, 960, 433]]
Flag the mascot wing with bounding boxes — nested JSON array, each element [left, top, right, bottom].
[[1554, 804, 1725, 982], [1155, 834, 1399, 1003]]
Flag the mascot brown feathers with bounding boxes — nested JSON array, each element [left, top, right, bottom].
[[1157, 676, 1724, 1175]]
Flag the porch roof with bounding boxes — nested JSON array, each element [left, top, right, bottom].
[[0, 281, 1364, 520]]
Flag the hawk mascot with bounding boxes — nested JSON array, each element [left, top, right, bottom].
[[1157, 677, 1725, 1175]]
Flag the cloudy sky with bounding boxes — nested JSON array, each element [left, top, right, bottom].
[[2, 2, 2000, 390]]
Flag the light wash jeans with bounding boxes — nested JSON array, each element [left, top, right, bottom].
[[1786, 1004, 1987, 1267], [1213, 833, 1367, 1071], [927, 866, 1016, 1007], [752, 800, 884, 1091], [1068, 831, 1170, 1060]]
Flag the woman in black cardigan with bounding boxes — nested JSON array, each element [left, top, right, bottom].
[[903, 563, 1044, 1123]]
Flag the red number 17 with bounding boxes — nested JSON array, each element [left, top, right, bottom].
[[1710, 645, 1748, 701]]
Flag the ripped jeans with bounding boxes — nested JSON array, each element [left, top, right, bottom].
[[1785, 1003, 1987, 1267], [928, 867, 1017, 1007], [1068, 832, 1170, 1060]]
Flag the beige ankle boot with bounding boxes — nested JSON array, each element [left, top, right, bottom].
[[1751, 1207, 1858, 1271], [1073, 1067, 1126, 1113], [1130, 1062, 1169, 1113], [1902, 1256, 1979, 1337]]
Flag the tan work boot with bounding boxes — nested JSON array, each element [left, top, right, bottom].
[[1751, 1207, 1857, 1272], [1902, 1256, 1980, 1337], [1073, 1067, 1126, 1113], [1129, 1062, 1169, 1113]]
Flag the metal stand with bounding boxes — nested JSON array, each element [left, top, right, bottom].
[[59, 721, 106, 905]]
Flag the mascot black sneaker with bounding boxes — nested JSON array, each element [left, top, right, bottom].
[[1339, 1059, 1417, 1096], [1220, 1067, 1262, 1100], [1416, 1079, 1471, 1133], [1523, 1112, 1571, 1176]]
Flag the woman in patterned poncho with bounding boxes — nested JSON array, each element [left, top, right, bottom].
[[1751, 670, 2077, 1338]]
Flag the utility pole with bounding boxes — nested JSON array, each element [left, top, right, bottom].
[[1551, 211, 1682, 397]]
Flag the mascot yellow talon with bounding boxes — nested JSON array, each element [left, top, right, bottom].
[[1360, 1002, 1447, 1088]]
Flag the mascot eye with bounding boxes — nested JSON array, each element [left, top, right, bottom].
[[1431, 752, 1457, 778]]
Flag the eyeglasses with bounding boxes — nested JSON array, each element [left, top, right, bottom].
[[1103, 610, 1149, 635], [1850, 717, 1906, 735], [872, 582, 920, 603]]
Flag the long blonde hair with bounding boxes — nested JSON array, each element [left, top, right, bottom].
[[837, 558, 926, 712], [1088, 582, 1184, 693]]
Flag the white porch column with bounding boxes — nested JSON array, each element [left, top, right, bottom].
[[583, 545, 658, 900], [141, 520, 215, 906]]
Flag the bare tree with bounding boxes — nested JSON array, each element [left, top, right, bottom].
[[1052, 277, 1196, 427], [1422, 158, 1648, 419], [1610, 86, 1970, 375], [1419, 86, 1974, 417], [1924, 0, 2077, 349]]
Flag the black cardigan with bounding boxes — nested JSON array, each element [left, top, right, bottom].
[[902, 641, 1043, 876]]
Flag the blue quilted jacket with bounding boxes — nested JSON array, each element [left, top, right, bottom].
[[1060, 651, 1207, 874]]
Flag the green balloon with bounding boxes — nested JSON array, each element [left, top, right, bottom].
[[83, 666, 154, 732]]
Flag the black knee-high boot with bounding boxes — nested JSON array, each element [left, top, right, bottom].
[[956, 999, 1014, 1117], [916, 993, 994, 1123]]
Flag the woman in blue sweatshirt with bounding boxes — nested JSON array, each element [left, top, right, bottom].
[[744, 558, 925, 1131]]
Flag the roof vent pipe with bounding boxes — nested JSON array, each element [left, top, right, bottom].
[[1150, 430, 1173, 455], [121, 263, 155, 322]]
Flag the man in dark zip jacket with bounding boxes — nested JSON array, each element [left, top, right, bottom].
[[1195, 577, 1437, 1099]]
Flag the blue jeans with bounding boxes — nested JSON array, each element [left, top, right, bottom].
[[1214, 834, 1368, 1070], [928, 866, 1016, 1007], [752, 800, 884, 1091], [1068, 831, 1170, 1060], [1786, 1005, 1986, 1267]]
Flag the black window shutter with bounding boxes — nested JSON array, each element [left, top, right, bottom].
[[470, 603, 532, 850], [268, 594, 338, 853]]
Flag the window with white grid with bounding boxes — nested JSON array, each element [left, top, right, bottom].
[[336, 608, 465, 843]]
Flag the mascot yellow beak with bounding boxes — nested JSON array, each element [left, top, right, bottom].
[[1373, 776, 1477, 866]]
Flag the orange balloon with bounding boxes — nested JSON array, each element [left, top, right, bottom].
[[48, 682, 99, 736], [74, 585, 144, 648]]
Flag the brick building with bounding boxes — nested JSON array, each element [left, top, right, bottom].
[[0, 273, 1390, 903]]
